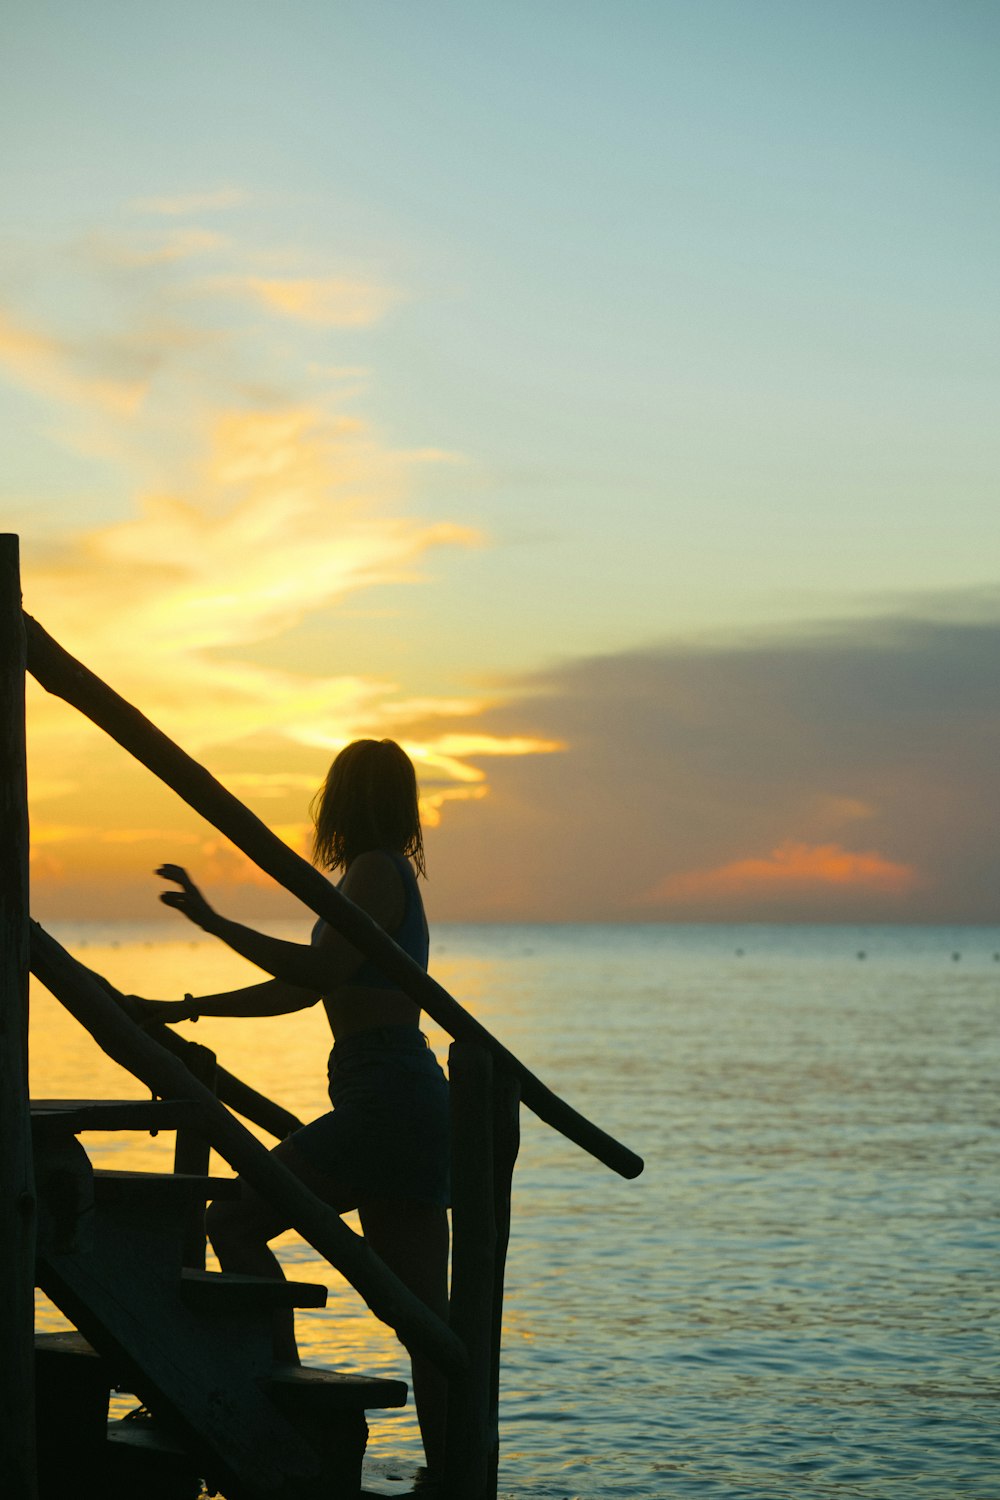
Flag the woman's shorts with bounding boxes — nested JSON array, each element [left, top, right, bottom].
[[290, 1026, 450, 1208]]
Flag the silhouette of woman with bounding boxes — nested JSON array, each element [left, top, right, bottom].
[[132, 738, 449, 1474]]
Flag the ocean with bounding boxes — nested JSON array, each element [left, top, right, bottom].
[[29, 921, 1000, 1498]]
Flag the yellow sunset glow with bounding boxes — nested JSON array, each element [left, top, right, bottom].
[[8, 4, 996, 928], [12, 221, 565, 917]]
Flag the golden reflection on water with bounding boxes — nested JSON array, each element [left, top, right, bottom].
[[29, 921, 1000, 1497]]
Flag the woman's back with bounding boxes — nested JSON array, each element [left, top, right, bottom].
[[315, 847, 428, 1039]]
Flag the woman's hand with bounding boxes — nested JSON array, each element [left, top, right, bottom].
[[155, 864, 217, 932], [125, 994, 194, 1027]]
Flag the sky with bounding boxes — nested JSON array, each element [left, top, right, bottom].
[[3, 0, 999, 923]]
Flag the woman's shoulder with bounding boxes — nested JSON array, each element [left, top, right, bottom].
[[340, 849, 411, 925], [348, 848, 411, 880]]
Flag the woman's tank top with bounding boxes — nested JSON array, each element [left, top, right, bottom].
[[319, 850, 428, 989]]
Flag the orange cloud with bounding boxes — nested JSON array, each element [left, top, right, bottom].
[[649, 840, 921, 903]]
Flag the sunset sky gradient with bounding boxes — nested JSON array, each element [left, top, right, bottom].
[[5, 2, 998, 922]]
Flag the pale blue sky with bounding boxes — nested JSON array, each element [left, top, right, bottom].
[[5, 2, 999, 919], [6, 2, 998, 662]]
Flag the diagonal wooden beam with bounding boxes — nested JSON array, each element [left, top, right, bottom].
[[25, 613, 644, 1180]]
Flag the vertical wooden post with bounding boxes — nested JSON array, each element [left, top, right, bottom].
[[173, 1041, 218, 1268], [444, 1041, 496, 1500], [487, 1070, 520, 1495], [0, 534, 37, 1499]]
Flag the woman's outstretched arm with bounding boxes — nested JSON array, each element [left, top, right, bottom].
[[152, 862, 388, 993], [130, 976, 320, 1026]]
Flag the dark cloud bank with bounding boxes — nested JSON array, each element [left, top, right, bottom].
[[421, 609, 1000, 922]]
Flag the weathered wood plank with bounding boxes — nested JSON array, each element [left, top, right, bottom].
[[179, 1267, 327, 1312], [31, 921, 467, 1378], [31, 1098, 206, 1135], [93, 1168, 240, 1204], [38, 1219, 323, 1500], [0, 535, 36, 1499], [268, 1362, 408, 1411], [25, 613, 644, 1181]]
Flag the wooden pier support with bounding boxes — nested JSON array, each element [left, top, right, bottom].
[[0, 534, 36, 1498], [445, 1043, 520, 1500], [172, 1041, 218, 1268]]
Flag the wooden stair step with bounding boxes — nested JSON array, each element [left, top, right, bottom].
[[36, 1328, 104, 1365], [35, 1328, 116, 1401], [268, 1361, 408, 1413], [93, 1168, 240, 1204], [107, 1413, 192, 1460], [179, 1268, 328, 1312], [105, 1415, 204, 1500], [31, 1098, 206, 1137], [38, 1230, 333, 1496]]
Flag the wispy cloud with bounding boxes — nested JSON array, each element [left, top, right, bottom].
[[131, 188, 249, 216], [26, 402, 482, 751], [0, 308, 149, 416], [88, 228, 228, 267], [220, 275, 400, 327], [13, 212, 563, 917]]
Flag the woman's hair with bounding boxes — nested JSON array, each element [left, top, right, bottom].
[[311, 739, 425, 876]]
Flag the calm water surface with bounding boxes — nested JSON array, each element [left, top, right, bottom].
[[30, 922, 1000, 1498]]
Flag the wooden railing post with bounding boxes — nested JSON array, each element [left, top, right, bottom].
[[172, 1041, 218, 1268], [0, 535, 36, 1499], [444, 1049, 521, 1500], [487, 1069, 520, 1494], [445, 1041, 497, 1500]]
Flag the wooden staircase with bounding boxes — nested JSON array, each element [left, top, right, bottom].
[[32, 1099, 407, 1500]]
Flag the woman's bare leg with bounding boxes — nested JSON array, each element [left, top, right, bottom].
[[206, 1138, 354, 1366], [359, 1199, 450, 1475]]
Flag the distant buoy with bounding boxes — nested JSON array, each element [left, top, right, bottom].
[[857, 951, 866, 960], [952, 952, 961, 961], [735, 948, 744, 957]]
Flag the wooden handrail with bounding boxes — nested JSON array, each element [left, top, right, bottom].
[[25, 613, 644, 1181], [30, 922, 467, 1377]]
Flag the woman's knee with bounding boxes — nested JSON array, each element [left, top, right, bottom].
[[205, 1196, 241, 1250], [205, 1190, 275, 1251]]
